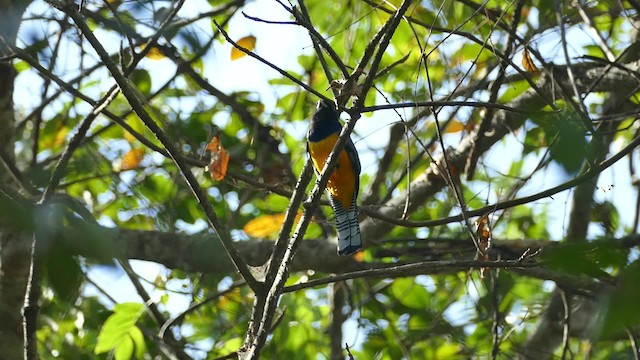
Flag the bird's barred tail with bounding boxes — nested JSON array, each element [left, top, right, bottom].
[[330, 195, 362, 256]]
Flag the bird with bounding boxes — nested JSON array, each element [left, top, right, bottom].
[[307, 99, 362, 256]]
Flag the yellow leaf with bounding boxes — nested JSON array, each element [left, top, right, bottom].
[[444, 120, 465, 133], [146, 46, 165, 60], [522, 48, 540, 75], [121, 149, 145, 171], [230, 35, 256, 61], [206, 135, 230, 181], [139, 43, 165, 60], [243, 212, 302, 238]]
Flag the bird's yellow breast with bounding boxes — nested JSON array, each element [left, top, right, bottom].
[[308, 133, 357, 209]]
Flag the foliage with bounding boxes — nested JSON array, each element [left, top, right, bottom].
[[3, 0, 640, 359]]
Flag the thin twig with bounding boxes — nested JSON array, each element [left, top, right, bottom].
[[159, 281, 246, 339], [353, 0, 412, 109], [466, 0, 525, 180], [242, 11, 296, 25], [554, 1, 596, 133], [279, 0, 350, 78], [560, 289, 571, 359], [575, 0, 616, 62], [213, 20, 327, 100], [297, 0, 336, 88], [360, 100, 538, 114], [282, 258, 539, 293], [490, 269, 501, 359], [119, 260, 192, 360]]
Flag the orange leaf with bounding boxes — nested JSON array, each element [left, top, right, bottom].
[[522, 48, 540, 75], [475, 214, 492, 278], [353, 251, 366, 261], [121, 148, 145, 171], [206, 135, 230, 181], [230, 35, 256, 61], [243, 212, 302, 238], [475, 214, 492, 251]]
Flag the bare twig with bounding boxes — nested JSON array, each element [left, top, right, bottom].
[[119, 260, 192, 360], [560, 289, 571, 359], [466, 0, 525, 180], [554, 1, 596, 133], [282, 258, 540, 293], [242, 11, 297, 25], [213, 20, 327, 100], [360, 100, 537, 114], [159, 281, 246, 340]]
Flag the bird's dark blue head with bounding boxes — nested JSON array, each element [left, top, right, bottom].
[[308, 99, 342, 141]]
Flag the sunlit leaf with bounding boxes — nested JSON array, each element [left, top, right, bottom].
[[114, 336, 133, 360], [435, 343, 463, 358], [243, 212, 302, 238], [206, 135, 230, 181], [129, 325, 147, 359], [14, 60, 30, 74], [95, 302, 144, 355], [231, 35, 256, 60]]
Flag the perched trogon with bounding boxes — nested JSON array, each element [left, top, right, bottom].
[[307, 99, 362, 256]]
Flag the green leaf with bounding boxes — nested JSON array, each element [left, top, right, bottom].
[[45, 247, 82, 304], [435, 343, 463, 358], [14, 60, 30, 74], [542, 242, 611, 278], [598, 263, 640, 338], [130, 69, 152, 97], [95, 302, 144, 355], [538, 108, 588, 174], [390, 278, 429, 310]]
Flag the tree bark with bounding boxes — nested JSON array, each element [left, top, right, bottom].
[[0, 1, 34, 357]]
